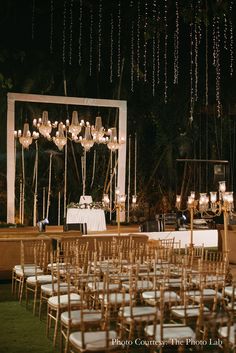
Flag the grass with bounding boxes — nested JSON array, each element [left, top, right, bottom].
[[0, 281, 59, 353]]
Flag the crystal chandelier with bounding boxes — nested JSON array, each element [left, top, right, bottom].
[[91, 116, 105, 143], [15, 122, 39, 149], [34, 111, 52, 138], [53, 122, 67, 151], [107, 127, 125, 151], [68, 111, 82, 137], [78, 123, 94, 152]]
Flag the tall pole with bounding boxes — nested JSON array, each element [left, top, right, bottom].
[[33, 140, 38, 226], [82, 150, 86, 196], [58, 191, 61, 226], [46, 153, 52, 220], [223, 208, 228, 254], [127, 135, 131, 223], [134, 133, 137, 196], [21, 146, 25, 224], [109, 151, 113, 222], [64, 132, 68, 220], [42, 187, 46, 219], [190, 206, 194, 248]]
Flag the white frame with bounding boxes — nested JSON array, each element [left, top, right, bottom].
[[7, 92, 127, 224]]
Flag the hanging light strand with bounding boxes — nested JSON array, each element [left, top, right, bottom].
[[78, 0, 83, 66], [89, 6, 93, 76], [229, 1, 234, 77], [50, 0, 54, 53], [152, 0, 157, 96], [136, 0, 140, 81], [98, 0, 102, 73], [156, 4, 160, 85], [143, 1, 148, 83], [131, 20, 134, 92], [223, 13, 228, 50], [194, 0, 202, 102], [189, 19, 194, 124], [110, 13, 114, 83], [31, 0, 35, 40], [117, 0, 121, 77], [62, 0, 67, 65], [164, 0, 168, 103], [215, 17, 221, 118], [205, 17, 208, 107], [174, 0, 179, 85], [69, 0, 74, 65]]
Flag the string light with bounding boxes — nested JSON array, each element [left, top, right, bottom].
[[117, 0, 121, 77], [215, 17, 221, 118], [229, 1, 234, 77], [136, 0, 140, 81], [205, 18, 208, 107], [156, 4, 160, 85], [31, 0, 35, 40], [143, 1, 148, 83], [98, 0, 102, 73], [89, 6, 93, 76], [131, 20, 134, 92], [78, 0, 83, 66], [62, 0, 67, 65], [69, 0, 74, 66], [152, 0, 157, 96], [189, 19, 194, 124], [110, 13, 114, 83], [194, 0, 202, 102], [174, 0, 179, 85], [164, 0, 168, 103], [50, 0, 54, 53], [223, 13, 228, 50]]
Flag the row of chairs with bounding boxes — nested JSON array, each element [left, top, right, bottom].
[[11, 236, 235, 353]]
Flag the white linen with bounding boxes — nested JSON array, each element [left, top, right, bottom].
[[66, 208, 106, 231], [79, 195, 93, 204], [146, 229, 218, 248]]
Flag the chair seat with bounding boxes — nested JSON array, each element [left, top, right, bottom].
[[61, 309, 102, 326], [120, 306, 158, 322], [26, 275, 57, 285], [142, 290, 180, 303], [87, 282, 120, 292], [41, 283, 75, 295], [122, 280, 153, 291], [186, 289, 222, 302], [218, 325, 236, 344], [171, 304, 210, 318], [145, 323, 196, 344], [224, 286, 235, 297], [99, 292, 132, 305], [15, 268, 44, 277], [48, 293, 81, 308], [69, 330, 118, 351], [14, 264, 40, 270]]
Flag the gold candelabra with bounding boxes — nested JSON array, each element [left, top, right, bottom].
[[103, 188, 126, 236], [176, 181, 235, 253]]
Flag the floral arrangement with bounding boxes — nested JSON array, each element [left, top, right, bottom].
[[67, 202, 104, 210]]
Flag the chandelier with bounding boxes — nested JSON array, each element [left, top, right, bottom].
[[34, 111, 52, 138], [15, 122, 39, 149], [53, 122, 67, 151], [107, 127, 125, 151], [68, 111, 82, 137], [78, 124, 94, 152], [91, 116, 105, 143]]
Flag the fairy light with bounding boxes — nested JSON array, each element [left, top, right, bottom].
[[229, 1, 234, 77], [50, 0, 54, 53], [78, 0, 83, 66], [117, 0, 121, 77], [189, 19, 194, 124], [174, 0, 179, 85], [110, 13, 114, 83], [152, 0, 157, 96], [98, 0, 102, 73], [223, 13, 228, 50], [205, 18, 208, 107], [156, 4, 160, 85], [31, 0, 35, 40], [69, 0, 74, 66], [131, 19, 134, 92], [136, 0, 140, 81], [164, 0, 168, 103], [143, 0, 148, 83], [214, 17, 221, 118], [194, 0, 201, 102], [62, 0, 67, 65], [89, 6, 93, 76]]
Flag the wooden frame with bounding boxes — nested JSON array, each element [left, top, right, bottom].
[[7, 93, 127, 224]]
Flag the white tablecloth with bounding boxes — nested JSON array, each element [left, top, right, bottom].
[[66, 208, 107, 232], [146, 229, 218, 248]]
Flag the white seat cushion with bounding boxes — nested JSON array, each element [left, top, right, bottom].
[[142, 291, 180, 303], [122, 280, 153, 291], [218, 325, 236, 344], [41, 283, 74, 295], [224, 286, 235, 297], [99, 293, 132, 305], [171, 305, 209, 318], [15, 268, 44, 277], [48, 293, 81, 308], [61, 309, 102, 326], [145, 323, 195, 344], [87, 282, 120, 292], [69, 330, 117, 351], [119, 306, 158, 322], [26, 275, 56, 285]]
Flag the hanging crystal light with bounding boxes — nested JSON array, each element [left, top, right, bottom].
[[107, 127, 125, 151], [69, 111, 82, 137], [34, 111, 52, 138], [53, 122, 67, 151], [78, 123, 94, 151], [15, 122, 39, 149], [91, 116, 105, 142]]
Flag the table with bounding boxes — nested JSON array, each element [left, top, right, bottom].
[[146, 229, 218, 248], [66, 208, 107, 232]]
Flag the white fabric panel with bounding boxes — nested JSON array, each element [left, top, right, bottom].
[[146, 229, 218, 248], [66, 208, 106, 231]]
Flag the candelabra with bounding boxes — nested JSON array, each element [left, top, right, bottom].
[[103, 187, 126, 236], [176, 181, 235, 253]]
